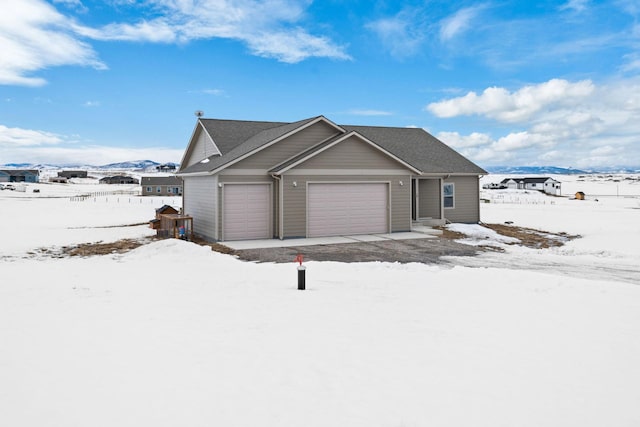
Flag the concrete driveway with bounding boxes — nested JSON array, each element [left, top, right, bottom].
[[222, 230, 483, 264], [221, 230, 439, 250]]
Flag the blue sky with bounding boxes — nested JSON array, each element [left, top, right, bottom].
[[1, 0, 639, 168]]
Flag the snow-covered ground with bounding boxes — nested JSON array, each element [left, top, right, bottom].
[[455, 174, 640, 284], [1, 175, 639, 427]]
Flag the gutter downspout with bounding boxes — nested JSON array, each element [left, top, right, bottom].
[[270, 174, 284, 240]]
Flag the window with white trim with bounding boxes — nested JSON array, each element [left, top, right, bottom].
[[443, 183, 454, 208], [156, 186, 161, 193], [146, 186, 152, 192]]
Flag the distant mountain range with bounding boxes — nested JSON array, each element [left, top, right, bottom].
[[1, 161, 638, 174], [484, 166, 640, 174], [1, 160, 179, 172]]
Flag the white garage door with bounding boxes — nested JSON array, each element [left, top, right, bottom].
[[223, 184, 270, 240], [308, 183, 388, 237]]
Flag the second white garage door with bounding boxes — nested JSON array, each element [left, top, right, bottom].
[[307, 183, 388, 237], [223, 183, 270, 240]]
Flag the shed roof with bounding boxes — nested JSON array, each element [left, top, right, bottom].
[[156, 204, 179, 214]]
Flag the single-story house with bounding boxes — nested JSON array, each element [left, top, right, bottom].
[[49, 176, 69, 183], [500, 178, 520, 189], [99, 175, 139, 184], [141, 176, 183, 196], [500, 177, 561, 195], [156, 163, 177, 171], [482, 182, 508, 189], [58, 170, 88, 179], [0, 169, 40, 183], [177, 115, 487, 242]]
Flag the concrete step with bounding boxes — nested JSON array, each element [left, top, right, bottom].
[[411, 224, 443, 235], [413, 218, 446, 227]]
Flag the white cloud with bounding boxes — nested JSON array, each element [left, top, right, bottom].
[[440, 6, 482, 41], [436, 131, 493, 148], [427, 79, 595, 123], [0, 125, 64, 146], [244, 28, 350, 63], [0, 0, 105, 86], [365, 8, 426, 57], [559, 0, 590, 13], [1, 0, 349, 86], [1, 145, 184, 165], [0, 124, 183, 164], [430, 77, 640, 168], [83, 101, 100, 107], [76, 0, 350, 63], [621, 52, 640, 72], [79, 19, 178, 43], [52, 0, 87, 12]]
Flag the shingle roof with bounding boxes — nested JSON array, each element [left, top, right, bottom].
[[342, 125, 486, 174], [200, 118, 290, 155], [179, 116, 486, 175], [180, 117, 320, 174], [522, 177, 555, 184], [141, 176, 182, 185], [500, 177, 556, 184]]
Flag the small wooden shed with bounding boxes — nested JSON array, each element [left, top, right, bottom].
[[575, 191, 585, 200], [156, 214, 193, 240]]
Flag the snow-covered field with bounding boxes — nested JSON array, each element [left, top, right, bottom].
[[1, 175, 639, 427]]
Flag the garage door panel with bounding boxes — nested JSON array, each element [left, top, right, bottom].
[[308, 183, 388, 237], [223, 184, 270, 241]]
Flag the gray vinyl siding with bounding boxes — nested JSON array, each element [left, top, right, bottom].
[[217, 175, 277, 238], [228, 121, 339, 170], [443, 176, 480, 223], [183, 176, 217, 240], [417, 179, 441, 219], [281, 174, 411, 238], [300, 135, 406, 170], [184, 128, 217, 168]]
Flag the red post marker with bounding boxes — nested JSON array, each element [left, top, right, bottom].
[[295, 254, 305, 290]]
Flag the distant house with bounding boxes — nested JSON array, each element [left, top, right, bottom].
[[575, 191, 585, 200], [482, 182, 507, 189], [58, 170, 88, 179], [156, 163, 177, 171], [49, 176, 69, 183], [99, 175, 139, 184], [0, 169, 40, 183], [500, 178, 520, 189], [141, 176, 182, 196], [500, 177, 561, 196]]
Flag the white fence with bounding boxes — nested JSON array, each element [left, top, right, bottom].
[[70, 190, 140, 201], [481, 193, 557, 205]]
